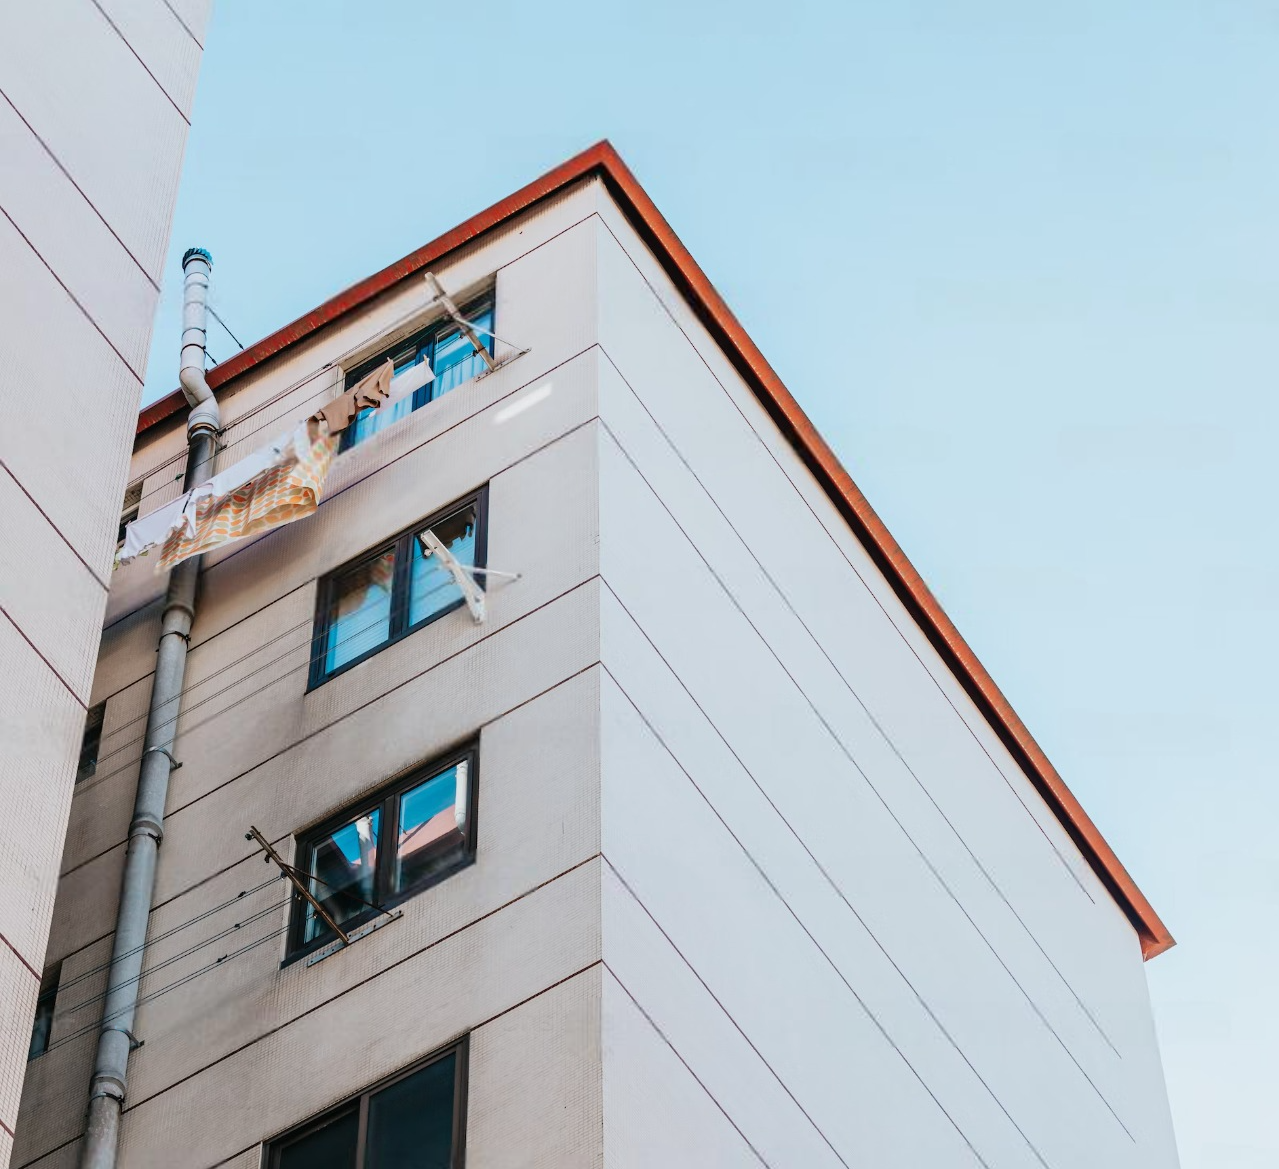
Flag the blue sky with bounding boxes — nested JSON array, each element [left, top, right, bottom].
[[144, 3, 1278, 1163]]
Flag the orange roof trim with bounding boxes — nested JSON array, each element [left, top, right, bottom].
[[141, 141, 1173, 959]]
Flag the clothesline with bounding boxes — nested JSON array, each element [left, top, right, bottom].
[[119, 357, 430, 572]]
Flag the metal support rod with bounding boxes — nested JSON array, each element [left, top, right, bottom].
[[247, 827, 350, 944], [424, 272, 497, 371]]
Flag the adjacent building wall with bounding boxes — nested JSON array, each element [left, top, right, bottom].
[[0, 3, 209, 1163], [594, 200, 1181, 1167]]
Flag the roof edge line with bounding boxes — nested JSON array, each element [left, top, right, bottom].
[[133, 139, 1172, 959]]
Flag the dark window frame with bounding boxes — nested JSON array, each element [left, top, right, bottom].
[[263, 1037, 469, 1169], [286, 740, 480, 960], [339, 290, 496, 454], [29, 963, 60, 1060], [307, 488, 488, 690], [76, 701, 106, 784]]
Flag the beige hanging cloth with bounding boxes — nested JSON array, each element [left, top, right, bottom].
[[310, 359, 394, 435], [156, 424, 341, 572]]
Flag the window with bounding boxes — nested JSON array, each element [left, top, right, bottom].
[[76, 702, 106, 783], [290, 744, 477, 954], [29, 965, 60, 1060], [267, 1041, 467, 1169], [310, 492, 486, 686], [117, 481, 142, 548], [341, 293, 495, 450]]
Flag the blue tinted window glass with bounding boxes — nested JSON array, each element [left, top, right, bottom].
[[408, 505, 477, 627], [342, 298, 492, 450], [303, 807, 381, 943], [324, 549, 395, 673], [276, 1106, 358, 1169]]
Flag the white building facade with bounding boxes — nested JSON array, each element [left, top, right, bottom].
[[15, 144, 1178, 1168], [0, 4, 209, 1164]]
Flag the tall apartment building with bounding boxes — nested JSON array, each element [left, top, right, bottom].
[[15, 143, 1178, 1168], [0, 4, 209, 1164]]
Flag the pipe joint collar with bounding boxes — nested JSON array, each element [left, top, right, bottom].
[[187, 396, 221, 437], [128, 816, 164, 844], [88, 1074, 126, 1104]]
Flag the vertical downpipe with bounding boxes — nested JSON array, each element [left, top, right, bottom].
[[79, 249, 221, 1169]]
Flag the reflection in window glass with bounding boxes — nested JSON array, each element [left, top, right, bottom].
[[365, 1053, 457, 1169], [432, 303, 494, 398], [410, 505, 477, 627], [396, 761, 468, 893], [342, 295, 494, 452], [346, 349, 429, 448], [304, 808, 381, 943], [324, 550, 395, 674]]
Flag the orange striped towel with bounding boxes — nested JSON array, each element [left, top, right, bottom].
[[156, 428, 340, 572]]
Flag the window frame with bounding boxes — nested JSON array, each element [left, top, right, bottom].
[[308, 488, 488, 689], [76, 701, 106, 784], [28, 964, 60, 1060], [263, 1037, 469, 1169], [286, 740, 480, 959], [338, 290, 496, 453]]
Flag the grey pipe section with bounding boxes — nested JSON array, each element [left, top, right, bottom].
[[79, 251, 220, 1169]]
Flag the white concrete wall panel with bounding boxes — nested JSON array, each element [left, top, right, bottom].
[[466, 967, 604, 1169], [94, 0, 203, 118], [592, 204, 1150, 1017], [0, 98, 157, 376], [0, 214, 140, 580], [0, 0, 190, 280], [601, 971, 763, 1169], [594, 206, 1177, 1165], [109, 860, 600, 1169], [0, 618, 83, 982], [598, 427, 1160, 1167], [0, 946, 41, 1146], [0, 469, 106, 702], [156, 0, 211, 49], [601, 863, 847, 1169]]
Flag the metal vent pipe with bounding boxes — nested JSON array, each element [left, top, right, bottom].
[[79, 248, 220, 1169]]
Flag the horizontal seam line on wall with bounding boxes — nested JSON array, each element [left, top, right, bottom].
[[0, 200, 146, 384], [597, 429, 1132, 1139], [1, 459, 112, 592], [599, 661, 1003, 1169], [601, 856, 847, 1167], [104, 340, 601, 637], [600, 962, 771, 1167], [0, 929, 41, 980], [0, 87, 161, 292], [117, 857, 603, 1118], [59, 578, 601, 880], [0, 603, 86, 707], [596, 344, 1118, 1056], [54, 661, 602, 965], [85, 0, 191, 124], [157, 0, 202, 48], [596, 213, 1097, 903]]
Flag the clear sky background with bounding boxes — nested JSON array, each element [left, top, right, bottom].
[[142, 3, 1277, 1164]]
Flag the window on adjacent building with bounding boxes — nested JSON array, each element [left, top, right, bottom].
[[309, 492, 486, 686], [29, 965, 60, 1060], [267, 1041, 467, 1169], [117, 481, 143, 548], [341, 292, 495, 451], [76, 702, 106, 783], [290, 744, 477, 953]]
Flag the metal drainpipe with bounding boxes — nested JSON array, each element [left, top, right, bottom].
[[79, 249, 221, 1169]]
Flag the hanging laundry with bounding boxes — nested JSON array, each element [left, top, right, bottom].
[[155, 424, 340, 572], [310, 360, 394, 435], [119, 354, 436, 570]]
